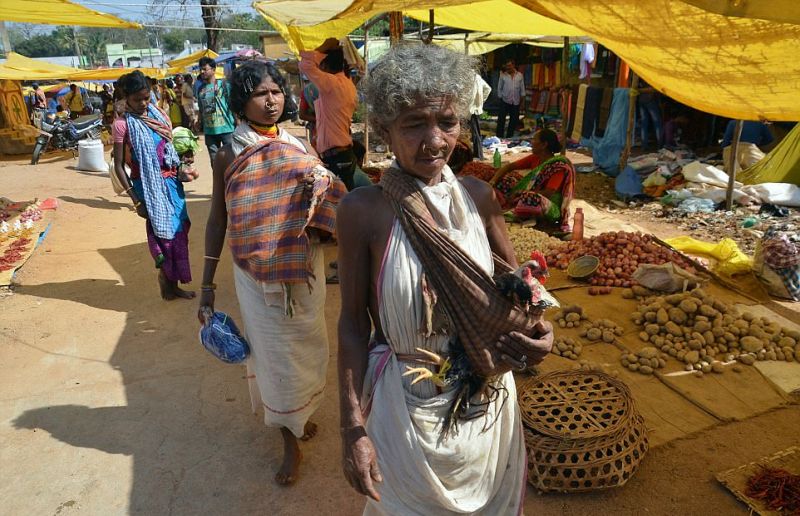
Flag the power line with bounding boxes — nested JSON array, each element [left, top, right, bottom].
[[142, 24, 275, 33], [78, 2, 248, 8]]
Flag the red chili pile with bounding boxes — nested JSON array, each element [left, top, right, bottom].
[[546, 231, 695, 287], [0, 237, 31, 272], [459, 162, 496, 182], [745, 467, 800, 515]]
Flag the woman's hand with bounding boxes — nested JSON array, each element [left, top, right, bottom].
[[135, 203, 148, 219], [198, 290, 215, 324], [341, 427, 382, 502], [495, 320, 554, 370]]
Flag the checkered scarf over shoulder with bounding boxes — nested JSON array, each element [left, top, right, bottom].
[[224, 140, 347, 284], [380, 167, 539, 377]]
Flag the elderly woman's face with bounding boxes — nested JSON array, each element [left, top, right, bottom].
[[244, 75, 285, 125], [384, 96, 460, 181]]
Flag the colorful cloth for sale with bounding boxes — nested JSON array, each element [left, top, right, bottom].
[[224, 139, 347, 285], [495, 155, 576, 227]]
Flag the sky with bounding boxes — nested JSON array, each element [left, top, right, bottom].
[[70, 0, 258, 25]]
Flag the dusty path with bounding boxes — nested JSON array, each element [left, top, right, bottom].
[[1, 143, 798, 515]]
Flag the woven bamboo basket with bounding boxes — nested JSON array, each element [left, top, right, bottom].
[[519, 371, 649, 493]]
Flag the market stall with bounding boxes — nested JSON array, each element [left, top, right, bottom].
[[0, 197, 56, 286]]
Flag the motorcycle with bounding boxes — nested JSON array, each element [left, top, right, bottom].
[[31, 114, 103, 165]]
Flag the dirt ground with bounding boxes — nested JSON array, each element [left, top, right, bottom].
[[1, 139, 799, 516]]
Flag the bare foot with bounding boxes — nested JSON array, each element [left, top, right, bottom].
[[300, 421, 318, 441], [158, 271, 175, 301], [171, 285, 196, 299], [275, 427, 302, 486]]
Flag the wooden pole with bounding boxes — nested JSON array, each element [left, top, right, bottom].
[[619, 72, 639, 172], [725, 119, 744, 210], [363, 21, 370, 161], [560, 36, 569, 153], [425, 10, 434, 44]]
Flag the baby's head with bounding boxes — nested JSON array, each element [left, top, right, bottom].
[[180, 149, 195, 165]]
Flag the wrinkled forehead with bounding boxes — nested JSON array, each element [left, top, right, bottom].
[[394, 94, 457, 119]]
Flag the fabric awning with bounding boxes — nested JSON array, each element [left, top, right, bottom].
[[167, 49, 219, 71], [516, 0, 800, 121], [0, 0, 141, 28], [253, 0, 583, 54]]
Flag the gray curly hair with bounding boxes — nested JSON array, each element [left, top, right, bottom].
[[361, 43, 477, 139]]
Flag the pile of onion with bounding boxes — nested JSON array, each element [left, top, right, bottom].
[[546, 231, 695, 287]]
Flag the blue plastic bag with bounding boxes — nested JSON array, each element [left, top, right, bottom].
[[199, 308, 250, 364], [615, 166, 643, 200]]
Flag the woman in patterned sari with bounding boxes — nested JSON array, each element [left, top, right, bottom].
[[112, 70, 193, 300], [489, 129, 575, 230]]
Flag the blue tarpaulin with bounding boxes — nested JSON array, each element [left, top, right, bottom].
[[581, 88, 632, 177]]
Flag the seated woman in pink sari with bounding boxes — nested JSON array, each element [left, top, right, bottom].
[[489, 129, 575, 230]]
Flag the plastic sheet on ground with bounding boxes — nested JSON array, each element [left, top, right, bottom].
[[664, 236, 752, 276]]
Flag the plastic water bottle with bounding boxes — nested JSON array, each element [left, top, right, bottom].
[[572, 207, 585, 240], [493, 148, 501, 168]]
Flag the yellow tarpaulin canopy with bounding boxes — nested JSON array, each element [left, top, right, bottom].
[[682, 0, 800, 25], [516, 0, 800, 121], [0, 52, 168, 81], [738, 123, 800, 185], [167, 49, 219, 71], [0, 0, 141, 28], [0, 52, 82, 81], [253, 0, 583, 54]]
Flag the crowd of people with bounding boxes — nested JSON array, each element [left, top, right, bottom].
[[107, 41, 557, 514]]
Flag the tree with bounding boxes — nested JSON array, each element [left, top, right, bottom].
[[11, 26, 73, 58], [219, 12, 273, 49], [200, 0, 226, 52]]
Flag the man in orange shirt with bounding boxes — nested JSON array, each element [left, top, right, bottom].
[[299, 38, 358, 190]]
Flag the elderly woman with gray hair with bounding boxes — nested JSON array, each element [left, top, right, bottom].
[[336, 44, 554, 514]]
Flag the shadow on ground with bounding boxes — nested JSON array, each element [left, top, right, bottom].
[[11, 198, 357, 514]]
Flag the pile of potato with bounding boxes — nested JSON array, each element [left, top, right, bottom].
[[580, 319, 624, 343], [551, 337, 582, 359], [552, 305, 588, 329], [620, 346, 668, 375], [507, 225, 562, 265], [632, 288, 800, 372], [545, 231, 696, 287]]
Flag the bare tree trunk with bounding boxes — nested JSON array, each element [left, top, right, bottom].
[[201, 0, 221, 51]]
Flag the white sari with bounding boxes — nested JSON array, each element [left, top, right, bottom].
[[230, 123, 329, 438], [362, 165, 526, 515]]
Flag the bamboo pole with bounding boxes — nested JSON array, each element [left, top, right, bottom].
[[619, 72, 639, 172], [363, 21, 370, 161], [425, 10, 434, 44], [560, 36, 569, 153], [725, 119, 744, 210]]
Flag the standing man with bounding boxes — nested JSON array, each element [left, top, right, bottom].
[[299, 38, 358, 190], [496, 59, 525, 139], [469, 72, 492, 159], [30, 84, 47, 128], [197, 56, 235, 167], [636, 80, 663, 151], [180, 74, 198, 133], [64, 84, 85, 120]]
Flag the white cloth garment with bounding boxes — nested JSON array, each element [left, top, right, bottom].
[[579, 43, 596, 80], [230, 122, 306, 156], [722, 142, 766, 171], [362, 165, 526, 515], [229, 123, 328, 438], [469, 73, 492, 116], [497, 71, 525, 106]]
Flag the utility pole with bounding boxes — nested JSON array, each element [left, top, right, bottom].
[[1, 21, 13, 56], [72, 27, 83, 68]]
